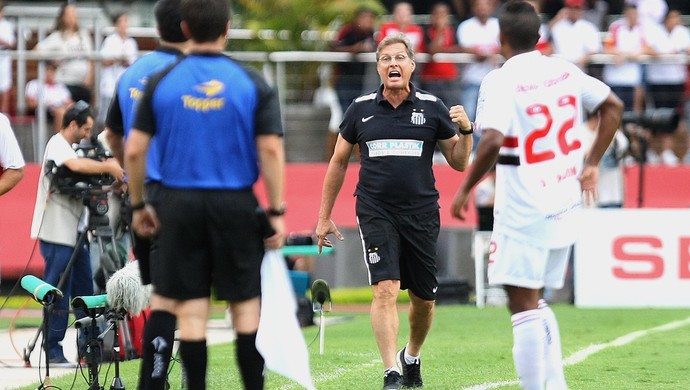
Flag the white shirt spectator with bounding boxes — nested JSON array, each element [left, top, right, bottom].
[[457, 16, 500, 85], [550, 18, 602, 66], [99, 33, 138, 100], [25, 78, 72, 111], [602, 18, 649, 86], [646, 22, 690, 85], [0, 114, 24, 172], [35, 30, 93, 86], [0, 16, 15, 93]]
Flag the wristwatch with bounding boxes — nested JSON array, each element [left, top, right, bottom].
[[267, 203, 287, 216], [130, 201, 146, 211], [458, 122, 474, 136]]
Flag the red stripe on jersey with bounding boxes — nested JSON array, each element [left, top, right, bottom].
[[503, 136, 518, 148]]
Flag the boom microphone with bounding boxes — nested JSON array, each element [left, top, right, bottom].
[[105, 260, 151, 315], [21, 275, 63, 305]]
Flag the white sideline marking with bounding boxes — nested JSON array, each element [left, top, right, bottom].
[[275, 359, 379, 390], [463, 316, 690, 390]]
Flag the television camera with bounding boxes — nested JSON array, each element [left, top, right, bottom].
[[45, 135, 116, 215]]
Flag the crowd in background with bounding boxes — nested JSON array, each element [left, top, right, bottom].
[[0, 0, 689, 167], [330, 0, 690, 166]]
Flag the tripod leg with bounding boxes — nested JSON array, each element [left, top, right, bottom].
[[26, 222, 91, 365]]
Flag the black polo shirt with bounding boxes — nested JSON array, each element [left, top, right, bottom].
[[341, 83, 456, 214]]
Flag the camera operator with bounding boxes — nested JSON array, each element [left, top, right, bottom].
[[30, 101, 124, 365]]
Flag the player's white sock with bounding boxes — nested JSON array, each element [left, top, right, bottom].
[[539, 299, 568, 389], [404, 344, 419, 364], [512, 309, 546, 390]]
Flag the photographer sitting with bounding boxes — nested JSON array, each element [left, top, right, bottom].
[[30, 101, 124, 366]]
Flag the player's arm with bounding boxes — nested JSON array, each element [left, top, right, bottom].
[[257, 133, 286, 249], [106, 128, 124, 167], [316, 134, 354, 252], [0, 167, 24, 196], [580, 91, 624, 204], [438, 104, 474, 171], [450, 128, 502, 221], [105, 90, 125, 166]]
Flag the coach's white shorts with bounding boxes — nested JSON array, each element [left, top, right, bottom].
[[487, 232, 571, 290]]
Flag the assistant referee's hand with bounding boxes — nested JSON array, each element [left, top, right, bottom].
[[132, 205, 159, 238]]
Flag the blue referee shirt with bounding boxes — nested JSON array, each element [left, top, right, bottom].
[[133, 51, 283, 190], [106, 46, 184, 182]]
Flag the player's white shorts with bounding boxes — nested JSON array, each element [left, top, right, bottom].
[[487, 232, 571, 290]]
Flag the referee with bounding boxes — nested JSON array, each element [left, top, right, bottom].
[[104, 0, 187, 388], [125, 0, 285, 388]]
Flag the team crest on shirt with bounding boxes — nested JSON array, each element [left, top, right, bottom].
[[410, 109, 426, 125], [182, 80, 226, 112]]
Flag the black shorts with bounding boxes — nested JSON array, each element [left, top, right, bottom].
[[355, 197, 440, 301], [150, 187, 264, 301]]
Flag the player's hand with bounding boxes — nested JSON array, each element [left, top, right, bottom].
[[450, 185, 472, 220], [449, 105, 472, 132], [132, 205, 159, 238], [315, 219, 344, 254], [579, 164, 599, 206]]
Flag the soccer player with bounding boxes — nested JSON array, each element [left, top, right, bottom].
[[450, 1, 623, 389], [125, 0, 285, 388], [316, 33, 473, 389], [104, 1, 188, 388], [0, 113, 24, 195]]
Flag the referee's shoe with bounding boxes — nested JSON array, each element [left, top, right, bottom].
[[397, 347, 423, 387]]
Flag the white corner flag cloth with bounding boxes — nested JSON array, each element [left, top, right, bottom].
[[256, 249, 316, 390]]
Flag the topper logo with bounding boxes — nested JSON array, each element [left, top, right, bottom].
[[611, 236, 690, 280]]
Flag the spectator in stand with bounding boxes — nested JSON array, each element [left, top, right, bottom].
[[0, 2, 15, 115], [34, 2, 94, 104], [378, 2, 425, 53], [25, 61, 73, 133], [630, 0, 668, 26], [550, 0, 602, 69], [0, 113, 24, 196], [98, 12, 138, 127], [457, 0, 500, 124], [331, 7, 377, 135], [602, 3, 655, 113], [420, 2, 461, 108], [644, 8, 688, 166], [582, 0, 610, 31]]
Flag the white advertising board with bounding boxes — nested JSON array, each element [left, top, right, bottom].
[[575, 209, 690, 308]]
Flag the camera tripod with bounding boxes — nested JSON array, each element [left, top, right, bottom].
[[23, 191, 128, 367]]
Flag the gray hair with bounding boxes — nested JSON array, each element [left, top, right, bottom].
[[376, 33, 415, 61]]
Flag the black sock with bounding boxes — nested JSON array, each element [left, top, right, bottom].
[[235, 332, 265, 390], [137, 311, 176, 390], [179, 339, 207, 390]]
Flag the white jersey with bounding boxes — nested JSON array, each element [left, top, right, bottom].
[[476, 51, 610, 248], [0, 113, 24, 171]]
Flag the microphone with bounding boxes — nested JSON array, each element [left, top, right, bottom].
[[21, 275, 63, 305], [72, 294, 109, 311], [311, 279, 332, 312], [105, 260, 151, 315]]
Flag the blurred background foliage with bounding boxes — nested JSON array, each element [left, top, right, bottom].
[[230, 0, 386, 51]]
